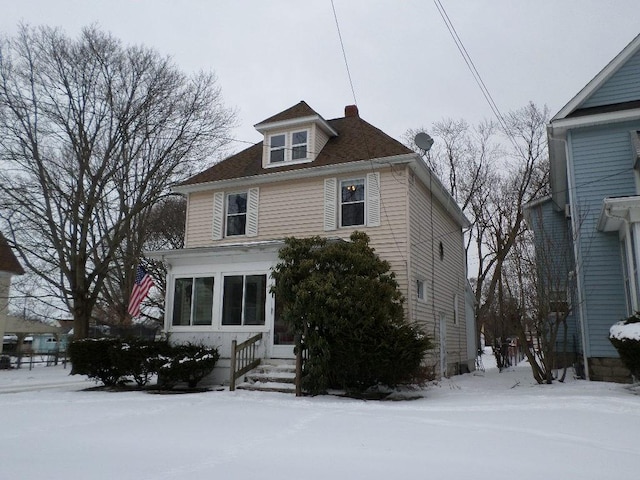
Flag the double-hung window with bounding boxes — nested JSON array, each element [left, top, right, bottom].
[[323, 173, 380, 231], [213, 189, 259, 240], [269, 134, 286, 163], [341, 178, 365, 227], [222, 274, 267, 326], [267, 130, 309, 165], [226, 192, 247, 236], [291, 131, 308, 160], [172, 277, 214, 326]]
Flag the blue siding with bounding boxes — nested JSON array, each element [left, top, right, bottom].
[[581, 50, 640, 108], [529, 200, 579, 353], [570, 123, 639, 357]]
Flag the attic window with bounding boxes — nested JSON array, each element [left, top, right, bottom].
[[291, 131, 308, 160], [269, 134, 286, 163], [267, 130, 309, 165]]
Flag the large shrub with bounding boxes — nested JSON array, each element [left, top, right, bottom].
[[271, 232, 432, 395], [69, 338, 128, 386], [157, 343, 220, 389], [69, 338, 219, 389], [610, 313, 640, 380]]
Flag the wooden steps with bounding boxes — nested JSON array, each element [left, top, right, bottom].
[[236, 360, 297, 394]]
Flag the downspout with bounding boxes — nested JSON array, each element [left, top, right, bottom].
[[551, 128, 590, 380]]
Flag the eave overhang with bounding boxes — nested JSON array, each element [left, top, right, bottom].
[[597, 196, 640, 232]]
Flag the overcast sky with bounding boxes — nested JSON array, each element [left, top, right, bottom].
[[1, 0, 639, 153]]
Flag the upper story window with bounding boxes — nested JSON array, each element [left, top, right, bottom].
[[323, 173, 380, 231], [213, 188, 259, 240], [267, 130, 309, 165], [341, 178, 365, 227], [291, 131, 308, 160], [269, 134, 286, 163], [226, 192, 247, 236]]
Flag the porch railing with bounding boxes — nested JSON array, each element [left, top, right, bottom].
[[229, 333, 262, 391]]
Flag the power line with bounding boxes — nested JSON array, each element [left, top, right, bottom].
[[433, 0, 528, 161], [331, 0, 358, 106]]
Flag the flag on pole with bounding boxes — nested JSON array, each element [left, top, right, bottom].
[[128, 265, 154, 318]]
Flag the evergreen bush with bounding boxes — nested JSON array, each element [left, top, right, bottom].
[[610, 313, 640, 381], [271, 232, 432, 395], [69, 338, 219, 389], [157, 343, 220, 389]]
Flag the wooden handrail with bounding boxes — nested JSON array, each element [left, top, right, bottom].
[[229, 333, 263, 391]]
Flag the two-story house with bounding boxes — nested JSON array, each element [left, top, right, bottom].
[[149, 101, 473, 385], [527, 34, 640, 382]]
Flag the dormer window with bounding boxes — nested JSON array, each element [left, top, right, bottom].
[[269, 134, 286, 163], [267, 129, 309, 166], [291, 131, 308, 160]]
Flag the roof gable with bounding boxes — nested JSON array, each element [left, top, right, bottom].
[[553, 34, 640, 121], [255, 101, 320, 126], [0, 232, 25, 275], [181, 110, 413, 187]]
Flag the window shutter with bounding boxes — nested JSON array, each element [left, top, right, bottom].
[[324, 178, 337, 231], [246, 187, 259, 237], [367, 172, 380, 227], [212, 192, 224, 240]]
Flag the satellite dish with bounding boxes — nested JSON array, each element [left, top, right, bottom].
[[414, 132, 434, 152]]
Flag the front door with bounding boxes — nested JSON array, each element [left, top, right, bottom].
[[271, 298, 295, 358]]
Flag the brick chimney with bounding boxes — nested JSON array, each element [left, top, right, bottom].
[[344, 105, 359, 117]]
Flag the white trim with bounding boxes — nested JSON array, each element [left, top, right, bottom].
[[550, 108, 640, 134], [254, 114, 338, 137], [264, 128, 312, 168], [553, 34, 640, 121]]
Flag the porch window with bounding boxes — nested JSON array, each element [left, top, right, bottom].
[[221, 274, 267, 326], [172, 277, 214, 326]]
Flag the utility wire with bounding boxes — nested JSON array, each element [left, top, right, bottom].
[[433, 0, 528, 161], [331, 0, 358, 106]]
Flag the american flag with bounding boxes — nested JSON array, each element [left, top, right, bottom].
[[127, 265, 154, 318]]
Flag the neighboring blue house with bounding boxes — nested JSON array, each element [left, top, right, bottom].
[[527, 34, 640, 382]]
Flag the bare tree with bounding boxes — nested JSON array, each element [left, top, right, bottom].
[[405, 103, 550, 358], [0, 25, 235, 338], [98, 195, 187, 326]]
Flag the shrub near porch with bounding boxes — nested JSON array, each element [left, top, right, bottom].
[[271, 232, 432, 395]]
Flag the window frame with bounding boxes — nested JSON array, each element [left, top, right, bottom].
[[221, 273, 268, 327], [171, 275, 215, 327], [339, 177, 366, 227], [416, 278, 427, 303], [268, 133, 286, 163], [266, 129, 311, 166], [225, 191, 248, 237]]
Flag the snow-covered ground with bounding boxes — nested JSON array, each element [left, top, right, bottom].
[[1, 353, 638, 480]]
